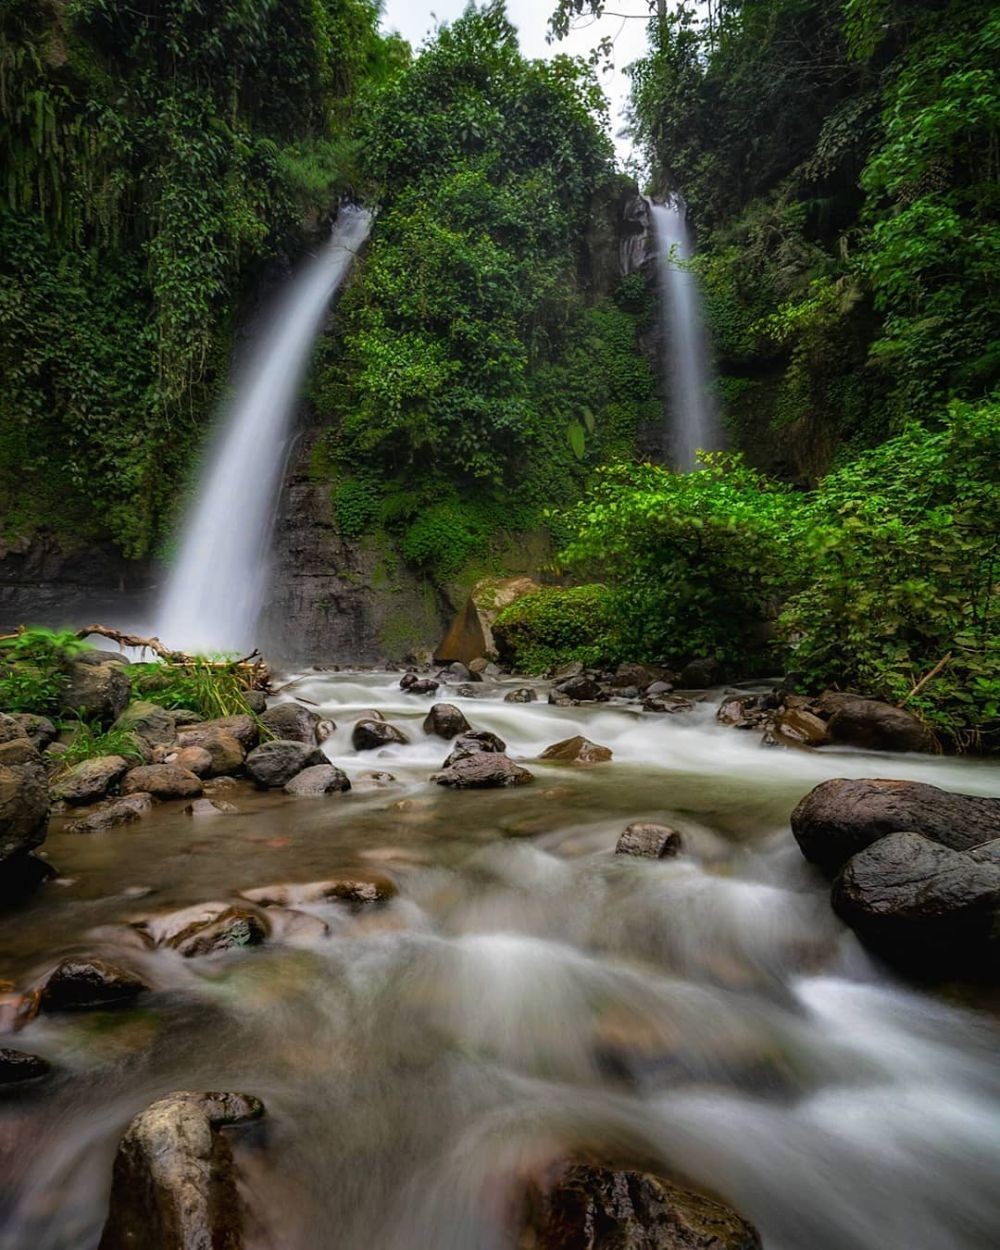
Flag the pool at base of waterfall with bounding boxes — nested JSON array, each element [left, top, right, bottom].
[[1, 672, 998, 1250]]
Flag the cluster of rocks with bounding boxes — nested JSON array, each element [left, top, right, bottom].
[[791, 777, 1000, 979]]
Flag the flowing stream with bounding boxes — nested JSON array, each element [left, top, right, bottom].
[[1, 675, 998, 1249], [156, 206, 372, 655], [648, 198, 721, 470]]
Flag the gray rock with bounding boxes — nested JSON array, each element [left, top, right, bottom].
[[244, 740, 327, 788], [55, 754, 129, 805], [352, 719, 409, 751], [283, 764, 351, 796], [7, 713, 57, 750], [443, 731, 507, 765], [259, 702, 323, 745], [40, 957, 148, 1011], [433, 753, 533, 789], [553, 674, 604, 702], [616, 822, 683, 859], [66, 793, 153, 834], [791, 778, 1000, 874], [122, 764, 203, 801], [113, 701, 177, 747], [98, 1090, 264, 1250], [62, 656, 131, 724], [423, 703, 471, 740]]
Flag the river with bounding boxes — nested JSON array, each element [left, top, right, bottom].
[[1, 673, 998, 1249]]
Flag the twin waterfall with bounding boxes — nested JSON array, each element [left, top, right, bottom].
[[647, 197, 720, 470], [156, 205, 372, 654]]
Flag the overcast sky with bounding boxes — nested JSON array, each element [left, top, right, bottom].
[[380, 1, 654, 164]]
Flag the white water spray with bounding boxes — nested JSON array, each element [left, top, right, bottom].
[[156, 205, 372, 654], [648, 196, 720, 470]]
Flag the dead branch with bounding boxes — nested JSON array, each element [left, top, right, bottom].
[[900, 652, 953, 705], [75, 624, 187, 662]]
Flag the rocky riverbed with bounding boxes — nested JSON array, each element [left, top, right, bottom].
[[1, 668, 998, 1249]]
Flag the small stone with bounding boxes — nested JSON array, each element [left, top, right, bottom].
[[40, 957, 148, 1012], [404, 678, 439, 696], [539, 735, 613, 765], [643, 695, 696, 714], [283, 764, 351, 796], [185, 798, 238, 816], [616, 822, 683, 858], [174, 728, 245, 776]]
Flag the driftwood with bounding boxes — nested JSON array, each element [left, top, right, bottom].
[[73, 625, 269, 690]]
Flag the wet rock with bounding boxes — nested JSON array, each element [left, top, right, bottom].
[[773, 706, 829, 748], [175, 727, 245, 776], [185, 798, 238, 816], [443, 731, 507, 765], [468, 657, 490, 675], [679, 657, 725, 689], [399, 671, 421, 689], [616, 822, 683, 859], [539, 736, 613, 765], [716, 693, 774, 732], [0, 1046, 50, 1085], [0, 852, 55, 902], [244, 740, 327, 788], [241, 876, 396, 907], [181, 714, 259, 751], [113, 701, 177, 748], [548, 689, 576, 708], [423, 703, 471, 740], [352, 719, 409, 751], [168, 744, 215, 777], [40, 957, 148, 1012], [791, 778, 1000, 874], [259, 702, 323, 745], [354, 708, 385, 722], [645, 680, 675, 697], [66, 793, 153, 834], [405, 678, 439, 696], [98, 1090, 264, 1250], [455, 683, 482, 698], [283, 764, 351, 796], [504, 687, 538, 704], [0, 731, 49, 880], [832, 831, 1000, 977], [643, 695, 696, 714], [355, 771, 396, 788], [819, 694, 936, 754], [62, 654, 131, 725], [439, 661, 473, 683], [433, 753, 533, 789], [55, 755, 129, 805], [143, 902, 269, 957], [552, 674, 605, 703], [612, 662, 663, 690], [518, 1161, 761, 1250], [7, 713, 57, 750], [122, 763, 203, 801]]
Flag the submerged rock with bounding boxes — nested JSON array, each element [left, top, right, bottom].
[[616, 822, 683, 859], [517, 1162, 761, 1250], [283, 764, 351, 796], [433, 753, 533, 789], [142, 901, 269, 957], [40, 957, 148, 1012], [504, 687, 537, 704], [423, 703, 471, 740], [352, 718, 409, 751], [539, 735, 612, 765], [122, 763, 203, 801], [98, 1090, 264, 1250], [244, 740, 327, 788], [241, 876, 396, 907], [259, 702, 324, 745], [443, 731, 507, 765], [832, 831, 1000, 977], [55, 755, 130, 805], [791, 778, 1000, 873], [0, 1046, 51, 1085], [66, 793, 153, 834]]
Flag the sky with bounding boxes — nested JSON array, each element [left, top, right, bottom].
[[380, 0, 654, 164]]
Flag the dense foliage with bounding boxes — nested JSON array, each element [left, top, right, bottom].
[[311, 3, 657, 582], [0, 0, 390, 555]]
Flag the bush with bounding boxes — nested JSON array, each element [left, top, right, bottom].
[[493, 585, 620, 674], [0, 628, 93, 715]]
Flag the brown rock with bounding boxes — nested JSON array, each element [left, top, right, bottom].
[[352, 719, 409, 751], [819, 694, 936, 754], [433, 753, 534, 789], [62, 655, 131, 725], [773, 707, 829, 748], [168, 745, 215, 777], [66, 793, 153, 834], [423, 703, 471, 740], [40, 957, 148, 1012], [180, 714, 259, 751], [175, 727, 245, 776], [616, 822, 683, 859], [122, 764, 203, 801], [539, 736, 613, 765], [56, 755, 130, 805], [241, 876, 397, 908], [141, 901, 269, 957]]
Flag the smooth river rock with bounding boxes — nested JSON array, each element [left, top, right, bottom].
[[40, 957, 149, 1012], [174, 727, 245, 775], [244, 740, 327, 788], [259, 702, 324, 745], [423, 703, 471, 740], [122, 763, 203, 801], [283, 764, 351, 796], [616, 822, 683, 859], [433, 752, 533, 789], [352, 719, 409, 751], [539, 735, 613, 765]]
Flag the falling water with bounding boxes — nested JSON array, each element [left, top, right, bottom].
[[648, 196, 720, 470], [156, 205, 372, 654]]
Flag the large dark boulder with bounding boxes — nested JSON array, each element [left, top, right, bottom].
[[818, 693, 936, 754], [832, 832, 1000, 977], [244, 740, 327, 788], [423, 703, 471, 740], [40, 957, 149, 1012], [62, 654, 131, 725], [259, 702, 323, 745], [352, 718, 409, 751], [55, 755, 130, 805], [551, 674, 605, 703], [791, 778, 1000, 873], [433, 752, 533, 789], [518, 1162, 761, 1250], [98, 1091, 264, 1250], [443, 731, 507, 765]]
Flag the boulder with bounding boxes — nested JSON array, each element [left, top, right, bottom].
[[616, 822, 683, 859], [62, 654, 131, 724], [259, 702, 323, 745], [435, 596, 490, 667], [404, 678, 439, 696], [122, 764, 203, 801], [352, 719, 409, 751], [433, 753, 533, 789], [245, 740, 327, 789], [439, 576, 542, 664], [113, 701, 177, 748], [7, 713, 57, 750], [439, 661, 474, 683], [832, 831, 1000, 976], [819, 694, 936, 754], [791, 778, 1000, 874], [142, 901, 269, 957], [354, 708, 385, 722], [646, 680, 675, 697], [612, 662, 663, 690], [40, 957, 148, 1012], [66, 793, 153, 834], [168, 745, 215, 777], [423, 703, 471, 740], [643, 695, 696, 714], [98, 1090, 264, 1250], [180, 714, 258, 751], [552, 674, 605, 703], [678, 657, 724, 689], [174, 728, 244, 776], [539, 736, 613, 765], [55, 754, 129, 805], [443, 731, 507, 765], [283, 764, 351, 796], [504, 687, 537, 704], [518, 1162, 761, 1250], [773, 707, 829, 748], [0, 1046, 50, 1085], [0, 730, 49, 879]]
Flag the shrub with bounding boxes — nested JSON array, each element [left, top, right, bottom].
[[493, 585, 620, 674], [0, 628, 93, 715]]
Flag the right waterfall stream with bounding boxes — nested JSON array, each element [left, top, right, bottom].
[[649, 196, 722, 470]]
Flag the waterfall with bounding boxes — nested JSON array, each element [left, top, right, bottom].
[[156, 205, 372, 655], [648, 196, 720, 470]]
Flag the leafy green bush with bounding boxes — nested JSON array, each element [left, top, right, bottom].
[[493, 585, 620, 674], [0, 628, 93, 715]]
